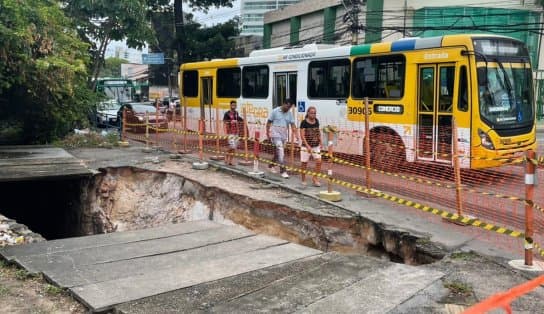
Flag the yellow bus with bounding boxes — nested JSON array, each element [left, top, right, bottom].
[[180, 34, 537, 169]]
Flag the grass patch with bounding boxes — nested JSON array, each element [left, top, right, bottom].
[[444, 280, 473, 296], [14, 269, 37, 280], [0, 259, 8, 268], [55, 131, 119, 149], [44, 284, 64, 295], [450, 251, 477, 260], [0, 284, 10, 296]]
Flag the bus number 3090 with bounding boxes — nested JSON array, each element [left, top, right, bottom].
[[347, 106, 372, 115]]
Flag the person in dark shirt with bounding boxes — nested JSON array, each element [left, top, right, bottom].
[[223, 100, 243, 165], [299, 106, 322, 186]]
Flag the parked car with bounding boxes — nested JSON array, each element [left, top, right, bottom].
[[96, 99, 121, 127], [117, 102, 168, 133]]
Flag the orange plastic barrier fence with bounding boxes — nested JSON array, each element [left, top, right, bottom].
[[463, 274, 544, 314], [123, 112, 544, 260]]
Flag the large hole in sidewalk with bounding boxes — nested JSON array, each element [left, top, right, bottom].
[[0, 179, 85, 239], [0, 167, 444, 265]]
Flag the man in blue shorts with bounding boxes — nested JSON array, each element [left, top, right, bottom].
[[266, 98, 299, 178]]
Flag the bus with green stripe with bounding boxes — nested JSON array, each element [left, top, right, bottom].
[[180, 34, 537, 169]]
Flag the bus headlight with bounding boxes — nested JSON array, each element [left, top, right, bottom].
[[478, 128, 495, 150]]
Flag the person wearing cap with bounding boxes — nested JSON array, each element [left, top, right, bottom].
[[266, 98, 299, 178]]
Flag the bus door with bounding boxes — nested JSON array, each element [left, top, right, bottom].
[[417, 64, 455, 164], [273, 72, 297, 108], [200, 76, 213, 132]]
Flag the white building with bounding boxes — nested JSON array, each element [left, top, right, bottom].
[[241, 0, 302, 36]]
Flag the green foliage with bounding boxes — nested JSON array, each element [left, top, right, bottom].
[[44, 284, 64, 295], [450, 251, 477, 260], [0, 284, 9, 297], [102, 57, 129, 78], [183, 17, 240, 62], [55, 132, 120, 149], [14, 269, 36, 280], [444, 280, 473, 296], [63, 0, 170, 83], [0, 0, 96, 144]]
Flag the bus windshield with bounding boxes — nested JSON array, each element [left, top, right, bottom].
[[477, 62, 534, 128]]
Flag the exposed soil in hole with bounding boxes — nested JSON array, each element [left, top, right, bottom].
[[77, 166, 444, 265]]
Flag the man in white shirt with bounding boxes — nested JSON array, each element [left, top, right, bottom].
[[266, 98, 299, 178]]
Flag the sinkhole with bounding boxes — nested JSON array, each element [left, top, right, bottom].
[[0, 166, 444, 265]]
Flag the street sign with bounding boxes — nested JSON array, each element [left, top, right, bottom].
[[142, 53, 165, 65]]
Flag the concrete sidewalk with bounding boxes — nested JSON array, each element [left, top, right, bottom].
[[65, 146, 544, 313]]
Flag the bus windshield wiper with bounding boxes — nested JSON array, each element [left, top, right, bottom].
[[497, 59, 514, 107]]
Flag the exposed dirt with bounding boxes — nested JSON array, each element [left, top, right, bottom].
[[0, 260, 86, 313]]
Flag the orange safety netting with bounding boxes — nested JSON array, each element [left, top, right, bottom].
[[122, 112, 544, 260], [463, 274, 544, 314]]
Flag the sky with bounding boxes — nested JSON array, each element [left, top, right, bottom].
[[105, 0, 241, 63]]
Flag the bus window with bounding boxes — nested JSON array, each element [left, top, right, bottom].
[[217, 68, 241, 98], [352, 55, 405, 99], [419, 67, 434, 112], [242, 66, 269, 98], [439, 66, 455, 112], [308, 59, 350, 98], [458, 66, 468, 112], [183, 71, 198, 97]]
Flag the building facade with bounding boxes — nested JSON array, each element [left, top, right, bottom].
[[241, 0, 302, 36], [264, 0, 542, 66]]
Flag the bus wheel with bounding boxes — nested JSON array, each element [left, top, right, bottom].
[[369, 132, 405, 172]]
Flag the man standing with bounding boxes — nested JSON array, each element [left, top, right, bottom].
[[223, 100, 243, 166], [266, 98, 299, 178]]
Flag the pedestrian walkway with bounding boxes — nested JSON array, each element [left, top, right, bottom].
[[0, 220, 443, 313]]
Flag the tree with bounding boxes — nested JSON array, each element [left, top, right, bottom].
[[102, 57, 129, 78], [149, 12, 239, 85], [63, 0, 170, 89], [174, 0, 236, 66], [0, 0, 95, 144], [183, 17, 240, 62]]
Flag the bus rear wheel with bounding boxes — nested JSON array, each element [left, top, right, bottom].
[[369, 132, 405, 172]]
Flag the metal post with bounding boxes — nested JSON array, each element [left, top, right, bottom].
[[238, 107, 253, 166], [318, 130, 342, 202], [210, 105, 224, 160], [145, 112, 150, 149], [327, 132, 334, 194], [198, 119, 204, 161], [179, 96, 191, 154], [121, 108, 127, 142], [364, 97, 371, 189], [248, 130, 264, 176], [525, 150, 536, 266], [290, 105, 296, 167], [171, 107, 177, 151], [452, 117, 464, 216], [155, 104, 159, 147]]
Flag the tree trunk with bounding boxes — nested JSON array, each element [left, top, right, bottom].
[[89, 37, 111, 91]]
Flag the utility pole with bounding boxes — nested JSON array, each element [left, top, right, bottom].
[[403, 0, 407, 38], [343, 0, 360, 45], [351, 0, 360, 45], [174, 0, 184, 67]]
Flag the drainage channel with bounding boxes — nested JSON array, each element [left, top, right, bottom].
[[0, 166, 445, 266]]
